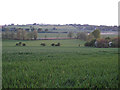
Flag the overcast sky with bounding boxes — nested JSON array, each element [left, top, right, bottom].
[[0, 0, 119, 26]]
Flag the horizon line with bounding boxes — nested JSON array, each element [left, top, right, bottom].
[[1, 23, 118, 27]]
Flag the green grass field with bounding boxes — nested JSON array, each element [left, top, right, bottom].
[[38, 33, 68, 38], [2, 39, 118, 88], [37, 33, 117, 39]]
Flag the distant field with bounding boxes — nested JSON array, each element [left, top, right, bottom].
[[101, 34, 118, 38], [2, 40, 118, 88], [37, 33, 117, 39], [5, 25, 118, 33], [38, 33, 68, 38], [6, 25, 79, 32]]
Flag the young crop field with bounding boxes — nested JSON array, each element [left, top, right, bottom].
[[37, 33, 117, 39], [2, 39, 118, 88], [38, 33, 68, 38]]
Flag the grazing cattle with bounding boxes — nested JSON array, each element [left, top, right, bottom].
[[19, 42, 22, 45], [16, 42, 26, 46], [95, 41, 97, 47], [78, 44, 80, 47], [51, 43, 55, 46], [55, 43, 60, 46], [41, 43, 46, 46], [16, 42, 21, 46], [57, 43, 60, 46], [109, 42, 112, 47], [16, 43, 18, 46], [22, 43, 26, 46], [51, 43, 60, 46], [17, 42, 22, 46]]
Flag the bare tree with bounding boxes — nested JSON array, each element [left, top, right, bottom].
[[17, 28, 22, 40], [76, 32, 87, 41], [21, 30, 26, 40], [67, 32, 73, 38], [27, 31, 34, 40], [33, 30, 38, 40], [4, 28, 10, 39], [10, 31, 15, 39]]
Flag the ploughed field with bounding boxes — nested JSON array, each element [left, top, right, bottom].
[[2, 40, 118, 88]]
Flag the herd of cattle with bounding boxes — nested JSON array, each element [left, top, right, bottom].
[[16, 42, 26, 46], [15, 41, 115, 48], [40, 42, 61, 46], [16, 42, 61, 46]]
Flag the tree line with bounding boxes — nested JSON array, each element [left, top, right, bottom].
[[2, 27, 100, 41], [67, 29, 100, 41], [2, 28, 38, 40]]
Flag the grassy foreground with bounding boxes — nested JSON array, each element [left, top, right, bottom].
[[2, 40, 118, 88]]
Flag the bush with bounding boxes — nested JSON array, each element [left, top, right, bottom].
[[87, 34, 94, 41], [97, 39, 109, 48], [111, 37, 120, 48], [84, 39, 96, 47], [85, 37, 120, 48], [105, 37, 111, 40], [84, 41, 90, 47]]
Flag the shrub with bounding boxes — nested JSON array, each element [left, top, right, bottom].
[[84, 41, 90, 47], [97, 39, 109, 48], [85, 37, 120, 48], [105, 37, 111, 40], [87, 34, 94, 41], [84, 39, 96, 47], [111, 37, 120, 48]]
